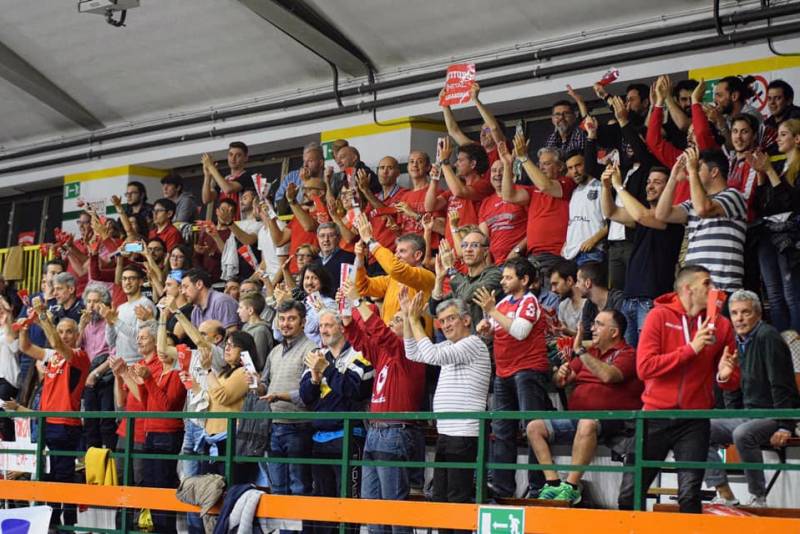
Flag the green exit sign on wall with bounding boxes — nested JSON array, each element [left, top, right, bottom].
[[64, 182, 80, 199]]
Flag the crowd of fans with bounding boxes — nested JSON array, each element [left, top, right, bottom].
[[1, 73, 800, 533]]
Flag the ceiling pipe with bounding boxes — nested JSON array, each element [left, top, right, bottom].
[[1, 5, 799, 172], [2, 2, 798, 164]]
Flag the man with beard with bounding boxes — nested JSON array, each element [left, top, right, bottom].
[[544, 100, 586, 158], [102, 265, 156, 364], [727, 113, 761, 219], [474, 257, 553, 498], [425, 138, 493, 246], [275, 142, 326, 207], [601, 165, 684, 346], [429, 230, 501, 331], [560, 151, 607, 265], [765, 79, 800, 130], [257, 300, 318, 515]]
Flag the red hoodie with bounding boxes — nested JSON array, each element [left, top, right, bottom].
[[637, 292, 740, 410]]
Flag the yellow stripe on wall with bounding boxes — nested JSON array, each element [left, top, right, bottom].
[[321, 117, 446, 142], [689, 55, 800, 80], [64, 165, 168, 184]]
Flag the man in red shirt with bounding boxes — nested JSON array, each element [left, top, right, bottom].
[[425, 138, 493, 245], [19, 300, 89, 530], [193, 199, 236, 282], [361, 156, 408, 254], [474, 257, 553, 498], [479, 143, 528, 264], [342, 280, 425, 527], [201, 141, 254, 218], [396, 150, 443, 244], [64, 211, 93, 296], [527, 310, 642, 504], [502, 133, 576, 274], [618, 265, 740, 513], [148, 198, 183, 252]]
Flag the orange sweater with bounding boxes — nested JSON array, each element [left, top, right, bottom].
[[355, 245, 435, 334]]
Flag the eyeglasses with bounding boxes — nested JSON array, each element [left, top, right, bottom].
[[461, 242, 486, 250], [438, 314, 462, 325]]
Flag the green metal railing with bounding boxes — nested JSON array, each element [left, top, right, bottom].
[[0, 408, 798, 533]]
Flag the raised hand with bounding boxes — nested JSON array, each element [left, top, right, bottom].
[[472, 287, 497, 314], [513, 132, 529, 159], [691, 78, 707, 105], [718, 345, 738, 381]]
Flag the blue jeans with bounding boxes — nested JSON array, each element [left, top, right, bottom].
[[181, 420, 204, 478], [361, 425, 420, 534], [759, 237, 800, 332], [575, 249, 606, 267], [490, 370, 553, 497], [621, 297, 653, 347], [268, 423, 312, 496]]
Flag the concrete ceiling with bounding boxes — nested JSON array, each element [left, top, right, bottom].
[[0, 0, 754, 151]]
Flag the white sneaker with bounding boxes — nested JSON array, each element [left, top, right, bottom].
[[746, 496, 767, 508], [710, 495, 739, 506]]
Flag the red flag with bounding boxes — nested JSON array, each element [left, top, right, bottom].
[[237, 245, 258, 270], [706, 288, 727, 328], [439, 63, 476, 107], [597, 67, 620, 87]]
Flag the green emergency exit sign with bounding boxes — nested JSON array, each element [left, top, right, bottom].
[[477, 505, 525, 534], [64, 182, 80, 199]]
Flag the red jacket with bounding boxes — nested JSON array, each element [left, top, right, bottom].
[[344, 307, 425, 414], [637, 292, 740, 410], [646, 104, 719, 204]]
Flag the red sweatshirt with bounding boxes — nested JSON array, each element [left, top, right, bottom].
[[141, 366, 187, 434], [637, 292, 740, 411], [344, 307, 425, 414], [646, 104, 719, 204]]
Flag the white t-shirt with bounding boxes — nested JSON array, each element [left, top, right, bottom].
[[562, 178, 605, 260], [257, 221, 289, 278], [0, 338, 20, 389], [558, 297, 585, 333], [608, 165, 638, 242]]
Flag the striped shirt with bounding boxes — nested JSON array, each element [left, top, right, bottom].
[[403, 335, 490, 437], [680, 188, 747, 291]]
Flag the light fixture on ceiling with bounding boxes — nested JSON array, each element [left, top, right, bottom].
[[78, 0, 139, 28]]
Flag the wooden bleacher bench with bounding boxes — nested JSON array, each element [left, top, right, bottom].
[[653, 503, 800, 519], [495, 496, 571, 508], [647, 487, 717, 501]]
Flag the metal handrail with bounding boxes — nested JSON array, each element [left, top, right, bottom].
[[0, 407, 798, 533]]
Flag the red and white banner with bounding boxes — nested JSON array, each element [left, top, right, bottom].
[[17, 231, 35, 246], [706, 288, 727, 328], [252, 173, 269, 200], [439, 63, 476, 107], [238, 245, 258, 270]]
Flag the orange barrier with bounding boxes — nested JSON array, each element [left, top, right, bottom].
[[0, 480, 798, 533]]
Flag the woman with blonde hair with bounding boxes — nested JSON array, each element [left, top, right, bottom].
[[751, 118, 800, 331]]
